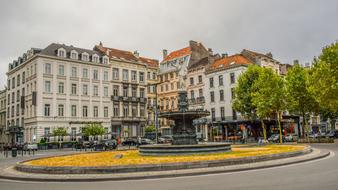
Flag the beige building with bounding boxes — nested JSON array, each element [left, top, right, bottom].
[[0, 89, 7, 146], [241, 49, 281, 74], [95, 43, 151, 138], [7, 43, 111, 144], [157, 40, 210, 135]]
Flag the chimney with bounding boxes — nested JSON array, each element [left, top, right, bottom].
[[222, 53, 228, 58], [99, 41, 103, 46], [163, 49, 168, 59], [208, 48, 213, 55], [266, 52, 273, 58], [293, 59, 299, 65], [133, 50, 139, 58]]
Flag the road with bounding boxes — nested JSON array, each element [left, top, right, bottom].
[[0, 144, 337, 190]]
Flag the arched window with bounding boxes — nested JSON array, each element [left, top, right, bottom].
[[57, 48, 66, 57]]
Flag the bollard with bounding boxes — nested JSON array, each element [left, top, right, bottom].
[[11, 148, 17, 157]]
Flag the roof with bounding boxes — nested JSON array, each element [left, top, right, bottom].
[[187, 57, 209, 71], [94, 45, 139, 62], [163, 47, 192, 62], [208, 54, 252, 72], [241, 49, 280, 63], [40, 43, 104, 57], [139, 57, 159, 68]]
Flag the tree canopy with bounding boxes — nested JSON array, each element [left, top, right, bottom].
[[82, 123, 105, 137]]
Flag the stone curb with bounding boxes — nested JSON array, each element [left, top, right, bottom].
[[0, 148, 330, 182], [14, 146, 312, 175]]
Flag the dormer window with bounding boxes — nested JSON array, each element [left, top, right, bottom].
[[92, 54, 99, 63], [82, 52, 89, 62], [71, 50, 78, 59], [58, 48, 66, 57], [103, 56, 109, 64]]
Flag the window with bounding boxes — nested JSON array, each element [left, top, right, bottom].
[[44, 104, 50, 116], [209, 77, 214, 88], [152, 72, 156, 80], [93, 85, 98, 96], [104, 106, 108, 117], [198, 75, 202, 83], [11, 92, 14, 103], [16, 90, 20, 102], [113, 104, 119, 116], [230, 73, 235, 84], [132, 87, 137, 97], [210, 91, 215, 102], [220, 90, 224, 101], [82, 53, 89, 61], [123, 69, 128, 81], [232, 109, 237, 120], [58, 49, 65, 57], [104, 71, 108, 81], [123, 86, 128, 97], [16, 104, 19, 116], [219, 75, 223, 86], [71, 51, 78, 59], [140, 88, 145, 98], [44, 81, 51, 93], [44, 63, 51, 74], [140, 105, 145, 117], [22, 72, 25, 84], [104, 86, 108, 97], [82, 106, 88, 117], [56, 82, 63, 94], [17, 74, 20, 86], [103, 57, 108, 64], [211, 108, 215, 121], [123, 104, 129, 117], [165, 84, 168, 91], [132, 104, 137, 117], [93, 70, 98, 80], [139, 72, 144, 82], [199, 88, 203, 97], [12, 77, 15, 89], [190, 90, 195, 99], [231, 88, 235, 99], [92, 55, 99, 63], [113, 85, 119, 96], [71, 84, 77, 95], [71, 105, 77, 117], [93, 106, 98, 117], [131, 71, 137, 81], [220, 107, 225, 120], [113, 68, 119, 80], [58, 104, 64, 117], [82, 84, 88, 95], [147, 72, 150, 80], [82, 68, 88, 79], [190, 77, 194, 85], [58, 65, 64, 76], [71, 67, 77, 77], [171, 83, 174, 90]]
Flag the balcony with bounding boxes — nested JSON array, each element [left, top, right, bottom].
[[189, 96, 205, 105]]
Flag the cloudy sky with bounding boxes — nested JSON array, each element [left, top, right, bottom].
[[0, 0, 337, 87]]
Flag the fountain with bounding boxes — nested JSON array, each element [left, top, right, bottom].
[[139, 86, 231, 155]]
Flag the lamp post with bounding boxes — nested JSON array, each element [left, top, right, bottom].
[[148, 82, 160, 144]]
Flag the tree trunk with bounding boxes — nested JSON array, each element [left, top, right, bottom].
[[261, 120, 267, 141], [277, 112, 283, 144], [302, 112, 306, 138]]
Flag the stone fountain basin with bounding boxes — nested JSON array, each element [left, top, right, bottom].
[[139, 143, 231, 156]]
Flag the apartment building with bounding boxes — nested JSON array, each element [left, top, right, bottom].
[[94, 43, 149, 138], [205, 54, 252, 141], [6, 43, 111, 143], [0, 89, 7, 146], [157, 40, 210, 135]]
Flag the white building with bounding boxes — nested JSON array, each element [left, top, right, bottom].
[[205, 54, 252, 141], [6, 43, 111, 143]]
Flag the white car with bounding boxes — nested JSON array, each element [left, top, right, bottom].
[[23, 143, 38, 151]]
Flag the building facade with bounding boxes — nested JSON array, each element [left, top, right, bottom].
[[0, 89, 7, 146], [157, 40, 210, 135], [6, 43, 112, 144], [94, 43, 150, 138], [205, 54, 252, 141]]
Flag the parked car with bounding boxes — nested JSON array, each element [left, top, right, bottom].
[[268, 134, 285, 143], [140, 138, 154, 145], [102, 139, 117, 150], [158, 136, 173, 144], [122, 138, 137, 146], [325, 132, 336, 138], [23, 143, 38, 151]]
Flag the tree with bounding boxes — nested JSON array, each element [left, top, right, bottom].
[[252, 67, 286, 143], [53, 127, 67, 141], [309, 42, 338, 130], [233, 65, 262, 121], [82, 123, 105, 139], [145, 125, 156, 133], [285, 64, 317, 137]]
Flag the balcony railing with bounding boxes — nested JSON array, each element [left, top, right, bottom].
[[188, 96, 205, 105]]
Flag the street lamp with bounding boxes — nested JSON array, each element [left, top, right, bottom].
[[148, 82, 161, 144]]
